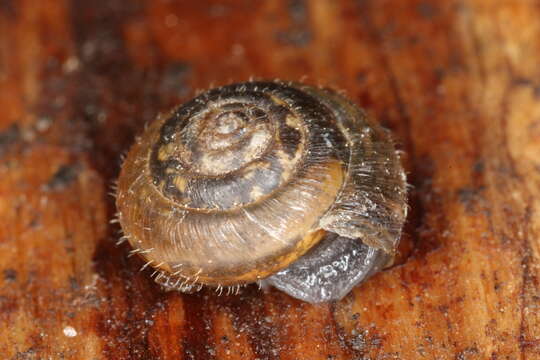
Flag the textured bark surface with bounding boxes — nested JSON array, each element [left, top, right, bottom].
[[1, 0, 540, 359]]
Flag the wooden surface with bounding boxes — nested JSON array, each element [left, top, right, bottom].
[[1, 0, 540, 359]]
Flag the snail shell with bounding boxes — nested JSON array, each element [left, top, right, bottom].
[[116, 80, 407, 303]]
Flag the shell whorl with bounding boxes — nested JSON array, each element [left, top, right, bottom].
[[150, 85, 310, 210], [116, 81, 355, 285]]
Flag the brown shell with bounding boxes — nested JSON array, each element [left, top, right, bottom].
[[116, 81, 407, 289]]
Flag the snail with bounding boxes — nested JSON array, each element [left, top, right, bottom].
[[115, 80, 407, 303]]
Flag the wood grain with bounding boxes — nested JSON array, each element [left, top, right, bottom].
[[1, 0, 540, 358]]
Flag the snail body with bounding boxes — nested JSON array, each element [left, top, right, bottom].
[[116, 81, 407, 303]]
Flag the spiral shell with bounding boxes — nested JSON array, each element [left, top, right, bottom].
[[116, 80, 407, 301]]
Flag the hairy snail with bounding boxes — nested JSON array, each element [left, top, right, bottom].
[[115, 80, 407, 303]]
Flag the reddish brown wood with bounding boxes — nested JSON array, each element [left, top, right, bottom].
[[1, 0, 540, 358]]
